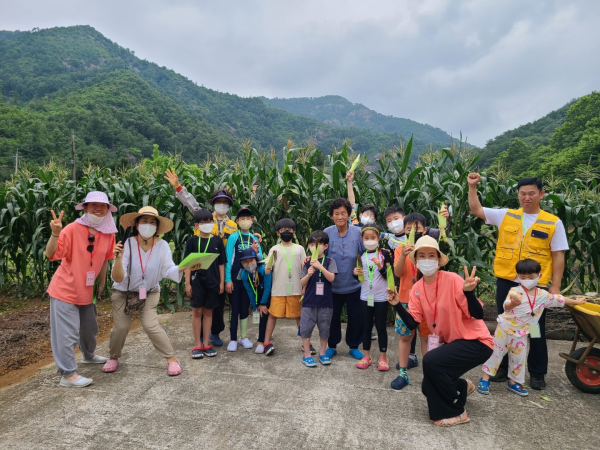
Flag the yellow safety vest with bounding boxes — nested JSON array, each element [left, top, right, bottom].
[[494, 208, 558, 286], [194, 213, 238, 245]]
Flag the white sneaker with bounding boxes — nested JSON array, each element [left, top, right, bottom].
[[238, 337, 253, 349], [255, 344, 265, 354], [82, 355, 108, 364], [227, 341, 238, 352], [60, 375, 93, 388]]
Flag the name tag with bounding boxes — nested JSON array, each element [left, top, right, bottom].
[[86, 271, 95, 287], [316, 282, 324, 296], [139, 281, 147, 300], [367, 294, 374, 307], [428, 334, 440, 351], [286, 282, 293, 295], [252, 311, 260, 324], [530, 323, 541, 338]]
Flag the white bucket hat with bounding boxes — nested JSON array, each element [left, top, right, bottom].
[[75, 191, 117, 212]]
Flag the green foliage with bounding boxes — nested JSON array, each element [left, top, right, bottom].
[[2, 139, 598, 302]]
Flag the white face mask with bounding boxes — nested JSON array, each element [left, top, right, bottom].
[[308, 245, 323, 256], [214, 204, 230, 215], [518, 276, 540, 290], [361, 216, 375, 226], [199, 223, 214, 233], [238, 219, 252, 231], [138, 223, 157, 238], [86, 212, 105, 225], [364, 240, 379, 251], [416, 259, 439, 276], [388, 219, 404, 234], [245, 263, 257, 274]]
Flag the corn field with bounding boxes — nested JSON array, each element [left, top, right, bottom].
[[1, 139, 599, 309]]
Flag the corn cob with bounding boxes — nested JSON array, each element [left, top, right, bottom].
[[356, 254, 365, 283], [349, 154, 361, 173], [311, 238, 321, 261], [407, 226, 416, 245], [386, 263, 395, 290], [438, 203, 448, 243]]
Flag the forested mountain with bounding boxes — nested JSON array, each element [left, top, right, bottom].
[[0, 26, 439, 177], [261, 95, 454, 146]]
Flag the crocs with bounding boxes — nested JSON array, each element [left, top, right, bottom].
[[167, 360, 182, 376], [378, 358, 390, 371], [302, 356, 317, 368], [191, 346, 204, 359], [349, 348, 364, 359], [325, 348, 337, 358], [102, 359, 119, 373], [203, 346, 217, 357], [477, 378, 490, 395], [264, 342, 275, 356], [391, 374, 410, 390], [319, 355, 331, 365], [356, 357, 372, 369]]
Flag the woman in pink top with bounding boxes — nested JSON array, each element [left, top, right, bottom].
[[46, 191, 117, 388], [388, 236, 493, 427]]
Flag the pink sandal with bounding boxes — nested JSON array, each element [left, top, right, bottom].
[[102, 359, 119, 373], [432, 411, 470, 427], [356, 357, 372, 369], [167, 360, 182, 376], [377, 358, 390, 371]]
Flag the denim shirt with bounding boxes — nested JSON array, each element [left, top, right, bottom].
[[324, 224, 365, 294]]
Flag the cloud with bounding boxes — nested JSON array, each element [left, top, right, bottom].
[[1, 0, 599, 146]]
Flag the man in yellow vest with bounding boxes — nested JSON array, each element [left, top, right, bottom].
[[468, 174, 568, 390]]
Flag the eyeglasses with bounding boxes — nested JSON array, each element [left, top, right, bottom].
[[87, 234, 95, 253]]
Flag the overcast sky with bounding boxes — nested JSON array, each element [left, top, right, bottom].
[[2, 0, 600, 146]]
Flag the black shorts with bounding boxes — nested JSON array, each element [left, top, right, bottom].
[[190, 282, 219, 309]]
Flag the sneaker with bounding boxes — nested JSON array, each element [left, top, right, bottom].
[[191, 346, 204, 359], [325, 348, 337, 358], [319, 355, 331, 365], [302, 356, 317, 367], [255, 344, 265, 354], [203, 346, 217, 357], [529, 374, 546, 390], [81, 355, 108, 364], [391, 374, 410, 390], [238, 337, 253, 349], [477, 378, 490, 395], [349, 348, 364, 359], [264, 343, 275, 356], [371, 331, 377, 340], [301, 343, 317, 355], [60, 375, 93, 388], [506, 380, 529, 397], [227, 341, 238, 352], [488, 366, 508, 382], [210, 333, 224, 347]]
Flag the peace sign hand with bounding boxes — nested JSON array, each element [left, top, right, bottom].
[[50, 210, 64, 235], [463, 266, 479, 291]]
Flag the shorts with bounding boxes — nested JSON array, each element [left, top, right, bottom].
[[270, 295, 302, 319], [190, 282, 219, 309], [299, 307, 333, 339], [394, 303, 431, 337]]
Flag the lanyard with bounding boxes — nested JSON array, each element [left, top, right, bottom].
[[523, 287, 537, 316], [137, 236, 155, 281], [421, 271, 440, 332], [248, 273, 258, 305], [282, 245, 293, 279], [238, 231, 251, 250], [521, 214, 529, 234], [317, 256, 326, 279], [366, 251, 378, 288], [198, 235, 211, 254]]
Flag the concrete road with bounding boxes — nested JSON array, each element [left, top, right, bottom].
[[1, 311, 599, 449]]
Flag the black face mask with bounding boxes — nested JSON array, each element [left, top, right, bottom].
[[414, 232, 424, 242], [280, 231, 294, 242]]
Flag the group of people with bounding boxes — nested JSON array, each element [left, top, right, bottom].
[[45, 169, 586, 427]]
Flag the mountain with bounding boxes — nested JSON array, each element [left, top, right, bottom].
[[0, 26, 437, 176], [477, 99, 577, 169], [261, 95, 454, 146]]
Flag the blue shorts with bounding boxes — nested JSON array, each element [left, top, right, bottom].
[[394, 303, 414, 337]]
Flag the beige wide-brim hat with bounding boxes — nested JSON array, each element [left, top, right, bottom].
[[120, 206, 174, 235], [408, 235, 449, 267]]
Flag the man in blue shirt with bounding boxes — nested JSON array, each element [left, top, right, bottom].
[[324, 198, 366, 359]]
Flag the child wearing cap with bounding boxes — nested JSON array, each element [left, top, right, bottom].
[[183, 209, 226, 359], [353, 226, 392, 372], [299, 231, 337, 367], [263, 219, 306, 356], [224, 207, 263, 351], [238, 248, 272, 354]]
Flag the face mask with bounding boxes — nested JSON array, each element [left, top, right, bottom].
[[361, 216, 375, 226], [138, 223, 157, 238], [388, 219, 404, 234], [214, 204, 230, 215], [417, 259, 438, 276], [86, 212, 104, 225], [199, 223, 214, 233], [414, 232, 424, 242], [279, 231, 294, 242], [245, 263, 257, 274], [518, 276, 540, 290], [308, 245, 324, 256], [238, 219, 252, 231], [364, 240, 379, 251]]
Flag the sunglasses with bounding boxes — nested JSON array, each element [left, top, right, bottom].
[[87, 234, 95, 253]]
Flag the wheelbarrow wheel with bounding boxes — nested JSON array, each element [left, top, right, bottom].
[[565, 347, 600, 394]]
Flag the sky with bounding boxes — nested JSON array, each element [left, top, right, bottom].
[[2, 0, 600, 146]]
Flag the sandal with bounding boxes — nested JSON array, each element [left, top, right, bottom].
[[356, 357, 372, 369], [102, 358, 119, 373], [377, 358, 390, 371], [466, 379, 475, 396], [167, 360, 182, 376], [432, 411, 470, 427]]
